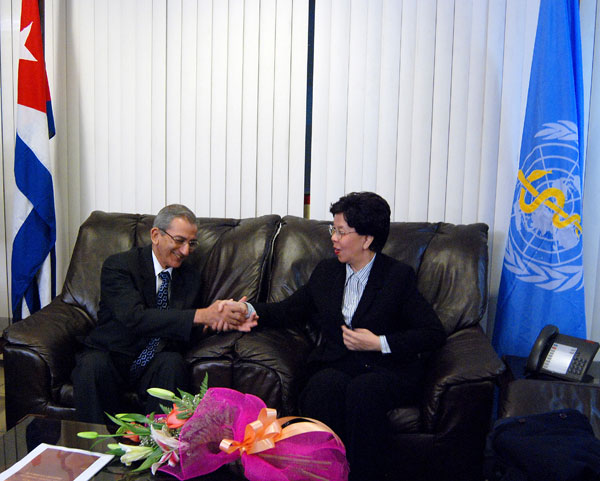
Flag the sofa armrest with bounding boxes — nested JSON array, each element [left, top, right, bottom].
[[3, 297, 95, 399], [421, 325, 505, 431]]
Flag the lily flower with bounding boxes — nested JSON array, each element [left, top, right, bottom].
[[166, 405, 188, 429], [123, 431, 141, 443], [147, 388, 177, 401], [151, 424, 180, 451], [151, 449, 180, 474], [150, 424, 182, 474], [117, 444, 154, 466]]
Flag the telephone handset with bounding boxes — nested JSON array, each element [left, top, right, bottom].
[[525, 324, 600, 382]]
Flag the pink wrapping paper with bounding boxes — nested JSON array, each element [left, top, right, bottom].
[[159, 388, 349, 481]]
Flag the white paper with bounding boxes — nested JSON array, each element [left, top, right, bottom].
[[0, 443, 113, 481]]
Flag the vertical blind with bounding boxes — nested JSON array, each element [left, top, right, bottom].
[[2, 0, 600, 343]]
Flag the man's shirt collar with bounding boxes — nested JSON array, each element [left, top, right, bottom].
[[151, 250, 173, 278]]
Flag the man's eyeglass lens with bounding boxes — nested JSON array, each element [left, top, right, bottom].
[[160, 228, 199, 249]]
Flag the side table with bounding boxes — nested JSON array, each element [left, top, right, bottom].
[[502, 354, 600, 383], [498, 355, 600, 437]]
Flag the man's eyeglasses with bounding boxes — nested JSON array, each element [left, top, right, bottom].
[[159, 228, 199, 250], [328, 225, 357, 238]]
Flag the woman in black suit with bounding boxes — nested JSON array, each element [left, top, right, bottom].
[[250, 192, 446, 481]]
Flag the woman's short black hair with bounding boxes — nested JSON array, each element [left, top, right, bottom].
[[329, 192, 391, 252]]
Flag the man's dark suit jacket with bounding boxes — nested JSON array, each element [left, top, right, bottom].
[[84, 244, 203, 357], [255, 253, 446, 375]]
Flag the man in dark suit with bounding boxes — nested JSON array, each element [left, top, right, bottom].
[[72, 204, 255, 424], [246, 192, 446, 481]]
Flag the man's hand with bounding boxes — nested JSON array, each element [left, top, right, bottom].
[[215, 297, 259, 332], [194, 297, 247, 331], [341, 325, 381, 351], [194, 296, 258, 333]]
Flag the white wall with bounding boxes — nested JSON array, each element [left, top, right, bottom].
[[2, 0, 600, 343]]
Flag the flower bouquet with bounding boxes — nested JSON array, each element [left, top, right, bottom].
[[78, 375, 349, 481], [78, 374, 210, 475]]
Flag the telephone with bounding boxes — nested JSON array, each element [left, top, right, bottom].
[[525, 325, 600, 382]]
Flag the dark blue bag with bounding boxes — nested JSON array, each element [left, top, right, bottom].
[[484, 409, 600, 481]]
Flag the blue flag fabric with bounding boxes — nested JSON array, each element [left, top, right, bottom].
[[493, 0, 586, 357], [11, 0, 57, 320]]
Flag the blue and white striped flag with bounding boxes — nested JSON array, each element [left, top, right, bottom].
[[11, 0, 57, 320], [493, 0, 586, 357]]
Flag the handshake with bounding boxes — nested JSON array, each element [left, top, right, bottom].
[[193, 296, 259, 333]]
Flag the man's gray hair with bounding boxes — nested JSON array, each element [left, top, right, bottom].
[[153, 204, 197, 230]]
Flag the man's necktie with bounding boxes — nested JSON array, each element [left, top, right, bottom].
[[130, 270, 170, 380]]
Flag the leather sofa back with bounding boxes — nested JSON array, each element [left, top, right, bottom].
[[62, 211, 488, 336], [268, 216, 488, 335], [62, 212, 141, 320], [62, 211, 281, 321]]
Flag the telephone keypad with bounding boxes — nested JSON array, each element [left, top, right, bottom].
[[567, 355, 587, 376]]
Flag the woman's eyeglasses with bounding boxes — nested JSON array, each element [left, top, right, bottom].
[[328, 225, 357, 238]]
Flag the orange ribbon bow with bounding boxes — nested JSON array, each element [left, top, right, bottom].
[[219, 407, 342, 456]]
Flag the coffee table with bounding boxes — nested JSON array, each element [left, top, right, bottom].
[[0, 415, 246, 480]]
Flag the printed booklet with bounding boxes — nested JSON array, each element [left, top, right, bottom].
[[0, 443, 113, 481]]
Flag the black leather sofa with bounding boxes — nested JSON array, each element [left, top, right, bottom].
[[2, 211, 505, 480]]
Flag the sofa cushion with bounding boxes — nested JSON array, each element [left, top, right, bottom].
[[267, 216, 335, 303], [262, 216, 333, 344], [416, 223, 488, 334], [381, 222, 439, 272], [232, 327, 313, 414], [195, 215, 281, 305], [186, 331, 244, 393], [62, 212, 281, 321], [268, 217, 488, 335], [62, 212, 140, 320]]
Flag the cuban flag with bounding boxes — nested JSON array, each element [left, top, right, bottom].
[[11, 0, 56, 321], [493, 0, 586, 357]]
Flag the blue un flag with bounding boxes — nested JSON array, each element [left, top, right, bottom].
[[493, 0, 586, 357]]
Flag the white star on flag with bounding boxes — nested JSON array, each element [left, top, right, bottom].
[[20, 21, 37, 62]]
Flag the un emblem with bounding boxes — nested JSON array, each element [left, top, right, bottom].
[[504, 120, 584, 292]]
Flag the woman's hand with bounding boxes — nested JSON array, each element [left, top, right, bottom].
[[196, 296, 258, 333], [341, 325, 381, 351]]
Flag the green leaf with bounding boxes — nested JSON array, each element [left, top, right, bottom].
[[132, 448, 163, 472], [175, 410, 192, 420], [176, 387, 194, 399], [90, 438, 112, 450], [172, 402, 191, 416], [107, 447, 125, 456], [122, 413, 155, 425], [105, 412, 130, 427], [114, 413, 143, 423], [123, 425, 151, 436], [199, 372, 209, 398], [179, 392, 194, 405]]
